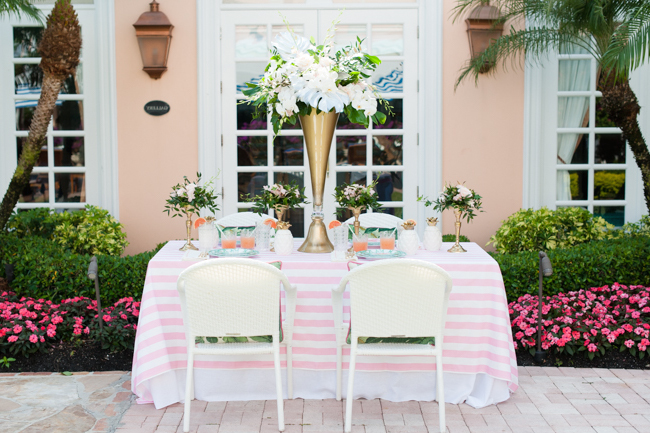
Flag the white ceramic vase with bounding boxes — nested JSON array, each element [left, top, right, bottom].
[[423, 219, 443, 251], [274, 229, 294, 255], [398, 230, 420, 256]]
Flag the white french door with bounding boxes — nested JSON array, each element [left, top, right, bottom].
[[220, 9, 418, 235]]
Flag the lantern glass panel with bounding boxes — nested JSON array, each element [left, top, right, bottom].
[[137, 36, 170, 68]]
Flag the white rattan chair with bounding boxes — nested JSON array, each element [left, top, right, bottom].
[[332, 259, 453, 433], [177, 259, 297, 432], [343, 212, 404, 229]]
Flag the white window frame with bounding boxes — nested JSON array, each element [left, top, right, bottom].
[[523, 51, 649, 223], [0, 1, 118, 216], [197, 0, 442, 233]]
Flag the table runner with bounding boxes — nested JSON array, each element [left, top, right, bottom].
[[132, 240, 518, 408]]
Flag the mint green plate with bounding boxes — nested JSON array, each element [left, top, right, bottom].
[[208, 248, 259, 258], [356, 249, 406, 260]]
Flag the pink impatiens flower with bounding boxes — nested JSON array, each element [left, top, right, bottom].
[[7, 336, 18, 342], [587, 344, 598, 352], [624, 340, 635, 348], [29, 334, 38, 343]]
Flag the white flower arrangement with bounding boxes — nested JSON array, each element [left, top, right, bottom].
[[243, 26, 390, 134]]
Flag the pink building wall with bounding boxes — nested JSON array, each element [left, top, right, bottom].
[[440, 1, 524, 248], [113, 1, 524, 254], [115, 0, 198, 255]]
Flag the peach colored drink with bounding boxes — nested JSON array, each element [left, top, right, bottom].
[[379, 237, 395, 250], [222, 239, 237, 249], [353, 241, 368, 252], [240, 236, 255, 249]]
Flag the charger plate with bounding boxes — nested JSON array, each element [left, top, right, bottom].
[[356, 249, 406, 260], [208, 248, 258, 258]]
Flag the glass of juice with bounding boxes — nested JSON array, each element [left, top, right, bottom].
[[221, 230, 237, 249], [379, 230, 396, 250], [352, 232, 368, 252], [240, 228, 255, 249]]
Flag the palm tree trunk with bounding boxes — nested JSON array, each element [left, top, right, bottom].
[[0, 74, 62, 229], [598, 77, 650, 213]]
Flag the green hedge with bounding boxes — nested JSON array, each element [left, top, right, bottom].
[[492, 236, 650, 303], [0, 234, 165, 304]]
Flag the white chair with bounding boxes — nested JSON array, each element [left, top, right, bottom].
[[332, 259, 453, 433], [215, 211, 271, 228], [177, 259, 297, 432], [343, 212, 404, 229]]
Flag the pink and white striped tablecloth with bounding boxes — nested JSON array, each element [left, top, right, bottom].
[[132, 240, 518, 409]]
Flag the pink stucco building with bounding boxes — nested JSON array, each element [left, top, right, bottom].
[[1, 0, 647, 254]]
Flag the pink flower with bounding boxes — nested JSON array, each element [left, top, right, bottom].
[[103, 315, 112, 322], [7, 336, 18, 342], [12, 325, 22, 334], [607, 334, 616, 343], [587, 344, 598, 352], [29, 334, 38, 343], [624, 340, 635, 348], [623, 324, 633, 332]]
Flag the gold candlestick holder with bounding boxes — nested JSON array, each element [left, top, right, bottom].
[[349, 206, 365, 235], [180, 210, 198, 251], [448, 209, 467, 253]]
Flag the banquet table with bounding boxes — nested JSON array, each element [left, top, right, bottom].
[[132, 240, 518, 409]]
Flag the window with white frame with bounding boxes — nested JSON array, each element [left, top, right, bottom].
[[0, 2, 117, 215], [525, 45, 646, 226]]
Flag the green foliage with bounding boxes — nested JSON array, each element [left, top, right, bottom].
[[593, 171, 626, 200], [419, 183, 483, 223], [164, 173, 220, 218], [493, 237, 650, 303], [621, 214, 650, 236], [488, 207, 614, 254], [442, 234, 471, 243], [0, 356, 15, 368], [0, 234, 163, 305], [245, 182, 308, 215], [6, 206, 129, 256]]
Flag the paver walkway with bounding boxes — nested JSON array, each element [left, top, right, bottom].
[[2, 367, 650, 432], [116, 366, 650, 433]]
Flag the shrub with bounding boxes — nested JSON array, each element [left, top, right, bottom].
[[6, 205, 128, 256], [0, 234, 163, 304], [510, 283, 650, 360], [488, 207, 613, 254], [492, 237, 650, 303], [0, 291, 140, 358], [442, 234, 471, 243]]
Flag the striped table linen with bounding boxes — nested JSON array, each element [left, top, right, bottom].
[[132, 240, 518, 408]]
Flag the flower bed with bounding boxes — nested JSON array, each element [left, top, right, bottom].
[[510, 283, 650, 361], [0, 290, 140, 360]]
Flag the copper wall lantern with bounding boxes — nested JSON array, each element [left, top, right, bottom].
[[465, 1, 504, 73], [133, 0, 173, 79]]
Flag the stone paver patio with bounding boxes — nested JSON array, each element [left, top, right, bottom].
[[2, 366, 650, 432]]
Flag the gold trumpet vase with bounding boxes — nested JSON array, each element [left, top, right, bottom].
[[298, 108, 338, 253], [274, 204, 288, 222], [179, 209, 198, 251], [349, 206, 365, 235], [448, 209, 467, 253]]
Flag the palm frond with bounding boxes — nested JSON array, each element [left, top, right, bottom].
[[455, 26, 592, 89], [602, 2, 650, 77], [0, 0, 44, 23]]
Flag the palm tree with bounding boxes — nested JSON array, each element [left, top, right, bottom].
[[0, 0, 81, 229], [0, 0, 41, 22], [454, 0, 650, 213]]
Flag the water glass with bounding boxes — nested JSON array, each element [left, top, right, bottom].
[[221, 230, 237, 249], [255, 222, 271, 251], [198, 222, 218, 252], [240, 228, 255, 249], [352, 233, 368, 252], [379, 230, 396, 250], [332, 224, 349, 251]]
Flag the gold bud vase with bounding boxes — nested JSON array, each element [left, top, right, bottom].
[[448, 210, 467, 253]]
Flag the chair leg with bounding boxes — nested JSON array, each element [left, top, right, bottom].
[[183, 351, 194, 433], [344, 346, 357, 433], [273, 343, 285, 431], [336, 343, 342, 401], [287, 344, 293, 400], [436, 354, 445, 433]]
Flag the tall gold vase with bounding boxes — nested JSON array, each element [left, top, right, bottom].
[[297, 108, 338, 253]]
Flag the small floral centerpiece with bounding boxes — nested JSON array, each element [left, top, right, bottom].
[[243, 26, 390, 134], [164, 173, 220, 251], [334, 182, 381, 234], [246, 182, 308, 221], [418, 183, 483, 253]]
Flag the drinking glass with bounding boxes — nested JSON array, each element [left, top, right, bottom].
[[352, 233, 368, 252], [240, 228, 255, 249], [198, 222, 218, 253], [332, 224, 349, 251], [379, 230, 396, 250], [221, 230, 237, 249], [255, 222, 271, 251]]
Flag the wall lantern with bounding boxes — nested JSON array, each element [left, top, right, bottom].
[[465, 1, 504, 73], [133, 0, 173, 79]]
